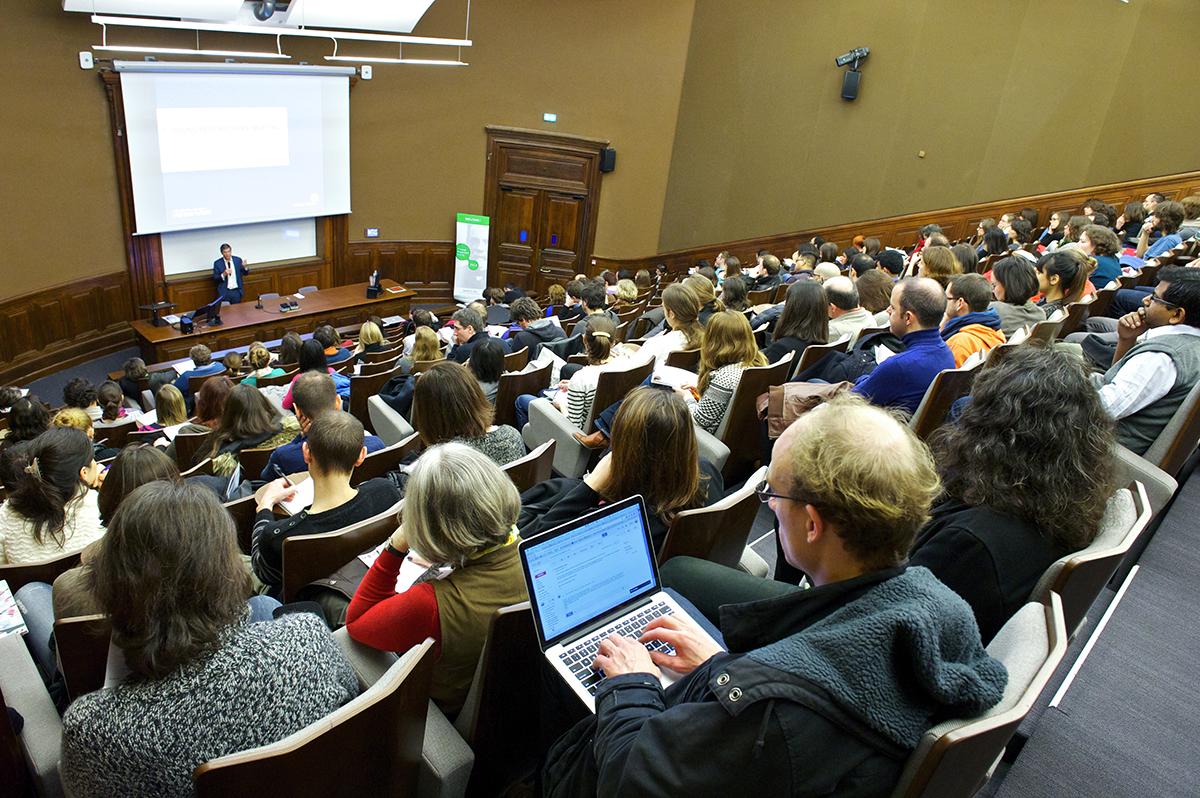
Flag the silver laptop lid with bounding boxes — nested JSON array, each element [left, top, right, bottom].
[[518, 495, 661, 649]]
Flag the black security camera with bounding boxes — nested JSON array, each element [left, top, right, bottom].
[[835, 47, 870, 68]]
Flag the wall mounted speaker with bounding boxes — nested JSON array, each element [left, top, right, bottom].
[[600, 147, 617, 172], [841, 70, 861, 101]]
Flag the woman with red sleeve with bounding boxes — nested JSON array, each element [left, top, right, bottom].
[[345, 441, 528, 715]]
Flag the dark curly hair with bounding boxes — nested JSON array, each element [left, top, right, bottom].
[[929, 344, 1115, 551], [7, 397, 50, 444]]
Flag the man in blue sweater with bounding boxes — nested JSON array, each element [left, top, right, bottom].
[[852, 277, 955, 413]]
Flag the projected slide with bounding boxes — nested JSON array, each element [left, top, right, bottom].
[[121, 72, 350, 235]]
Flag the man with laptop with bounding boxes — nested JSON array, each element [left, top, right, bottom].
[[536, 396, 1007, 796]]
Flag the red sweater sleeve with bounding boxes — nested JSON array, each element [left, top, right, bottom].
[[345, 548, 441, 654]]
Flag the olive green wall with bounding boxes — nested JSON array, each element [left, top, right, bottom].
[[0, 0, 695, 300], [657, 0, 1200, 252]]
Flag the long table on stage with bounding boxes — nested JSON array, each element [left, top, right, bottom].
[[131, 280, 416, 364]]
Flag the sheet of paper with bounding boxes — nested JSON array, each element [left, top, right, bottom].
[[292, 293, 306, 300], [486, 324, 511, 338], [137, 408, 158, 427], [161, 422, 187, 442], [874, 344, 895, 364], [0, 580, 28, 639], [173, 359, 198, 375], [357, 544, 453, 593], [386, 286, 405, 294], [651, 365, 697, 391], [164, 314, 181, 324], [280, 477, 316, 515], [382, 315, 404, 326]]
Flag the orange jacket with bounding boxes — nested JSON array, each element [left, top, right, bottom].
[[946, 324, 1006, 367]]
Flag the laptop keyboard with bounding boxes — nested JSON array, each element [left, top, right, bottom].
[[559, 602, 675, 696]]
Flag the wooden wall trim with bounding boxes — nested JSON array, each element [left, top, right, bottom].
[[0, 271, 136, 387], [590, 169, 1200, 275], [344, 239, 456, 306]]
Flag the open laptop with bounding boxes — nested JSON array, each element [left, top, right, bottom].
[[519, 495, 722, 712]]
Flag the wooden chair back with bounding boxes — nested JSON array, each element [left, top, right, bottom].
[[194, 639, 434, 798], [357, 356, 402, 377], [237, 446, 276, 479], [53, 614, 111, 703], [614, 320, 631, 342], [410, 358, 442, 375], [501, 440, 555, 493], [256, 370, 297, 388], [361, 347, 402, 364], [717, 354, 793, 481], [1027, 317, 1063, 344], [0, 550, 82, 592], [453, 604, 542, 798], [494, 363, 552, 429], [174, 429, 214, 470], [349, 368, 401, 432], [1137, 263, 1160, 286], [793, 337, 851, 379], [664, 348, 701, 372], [125, 429, 164, 447], [567, 353, 591, 366], [281, 500, 403, 602], [772, 282, 789, 304], [586, 360, 656, 433], [659, 466, 766, 568], [503, 346, 530, 372], [908, 363, 981, 441], [626, 317, 653, 341], [94, 417, 138, 449], [350, 433, 423, 487], [188, 370, 226, 397], [224, 494, 258, 554], [1056, 302, 1089, 339], [1085, 287, 1117, 318], [615, 307, 642, 324], [746, 287, 775, 306]]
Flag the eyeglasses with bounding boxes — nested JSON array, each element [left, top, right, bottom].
[[754, 479, 806, 504], [1148, 294, 1179, 309]]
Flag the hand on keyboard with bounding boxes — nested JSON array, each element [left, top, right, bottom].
[[639, 615, 725, 676], [593, 634, 661, 680]]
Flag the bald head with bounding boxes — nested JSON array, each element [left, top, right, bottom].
[[823, 275, 859, 312], [895, 277, 947, 329], [814, 263, 841, 283]]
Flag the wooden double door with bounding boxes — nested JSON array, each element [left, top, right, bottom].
[[483, 127, 608, 295]]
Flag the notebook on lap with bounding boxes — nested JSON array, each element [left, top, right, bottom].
[[519, 495, 721, 712]]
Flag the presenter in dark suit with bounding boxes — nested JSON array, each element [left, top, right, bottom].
[[213, 243, 249, 304]]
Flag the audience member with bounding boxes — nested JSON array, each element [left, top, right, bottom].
[[980, 227, 1009, 261], [690, 311, 767, 434], [148, 384, 189, 430], [94, 381, 126, 423], [118, 358, 148, 403], [261, 371, 384, 480], [952, 242, 980, 275], [855, 269, 895, 324], [684, 274, 725, 325], [51, 407, 119, 461], [0, 428, 103, 565], [402, 308, 439, 356], [3, 397, 50, 450], [824, 275, 875, 343], [411, 362, 525, 464], [508, 297, 565, 360], [988, 256, 1046, 335], [276, 331, 304, 367], [469, 338, 507, 404], [916, 245, 961, 287], [523, 387, 724, 550], [634, 269, 653, 291], [1115, 203, 1146, 248], [253, 412, 401, 619], [1036, 250, 1093, 317], [762, 281, 828, 364], [345, 442, 527, 714], [281, 339, 350, 411], [482, 286, 512, 325], [314, 324, 352, 364], [1135, 200, 1185, 259], [543, 396, 1005, 795], [240, 343, 285, 387], [749, 253, 784, 291], [847, 253, 876, 280], [1095, 267, 1200, 455], [162, 376, 232, 466], [222, 351, 243, 375], [172, 344, 226, 401], [352, 321, 388, 363], [913, 346, 1115, 641], [851, 277, 954, 412], [63, 378, 100, 423], [875, 248, 906, 278], [941, 274, 1006, 366], [719, 274, 751, 311], [812, 262, 841, 283], [400, 325, 444, 374], [638, 283, 704, 367], [502, 282, 527, 304], [205, 384, 300, 476], [448, 307, 490, 364], [570, 281, 619, 337], [1179, 195, 1200, 241], [613, 279, 640, 309], [60, 481, 356, 798], [1079, 224, 1122, 289]]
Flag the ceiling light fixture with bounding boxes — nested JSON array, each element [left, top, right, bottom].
[[94, 45, 290, 59]]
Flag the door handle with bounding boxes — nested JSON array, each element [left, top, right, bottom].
[[539, 267, 553, 274]]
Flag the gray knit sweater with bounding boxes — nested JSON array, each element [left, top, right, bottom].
[[61, 613, 359, 798]]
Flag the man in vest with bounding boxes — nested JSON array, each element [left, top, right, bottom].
[[1096, 267, 1200, 455]]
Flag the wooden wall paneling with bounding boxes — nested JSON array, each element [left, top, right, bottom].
[[343, 240, 456, 306], [589, 169, 1200, 278]]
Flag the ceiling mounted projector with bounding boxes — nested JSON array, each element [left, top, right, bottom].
[[63, 0, 439, 35]]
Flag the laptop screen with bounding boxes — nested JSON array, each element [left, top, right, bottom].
[[521, 497, 658, 647]]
